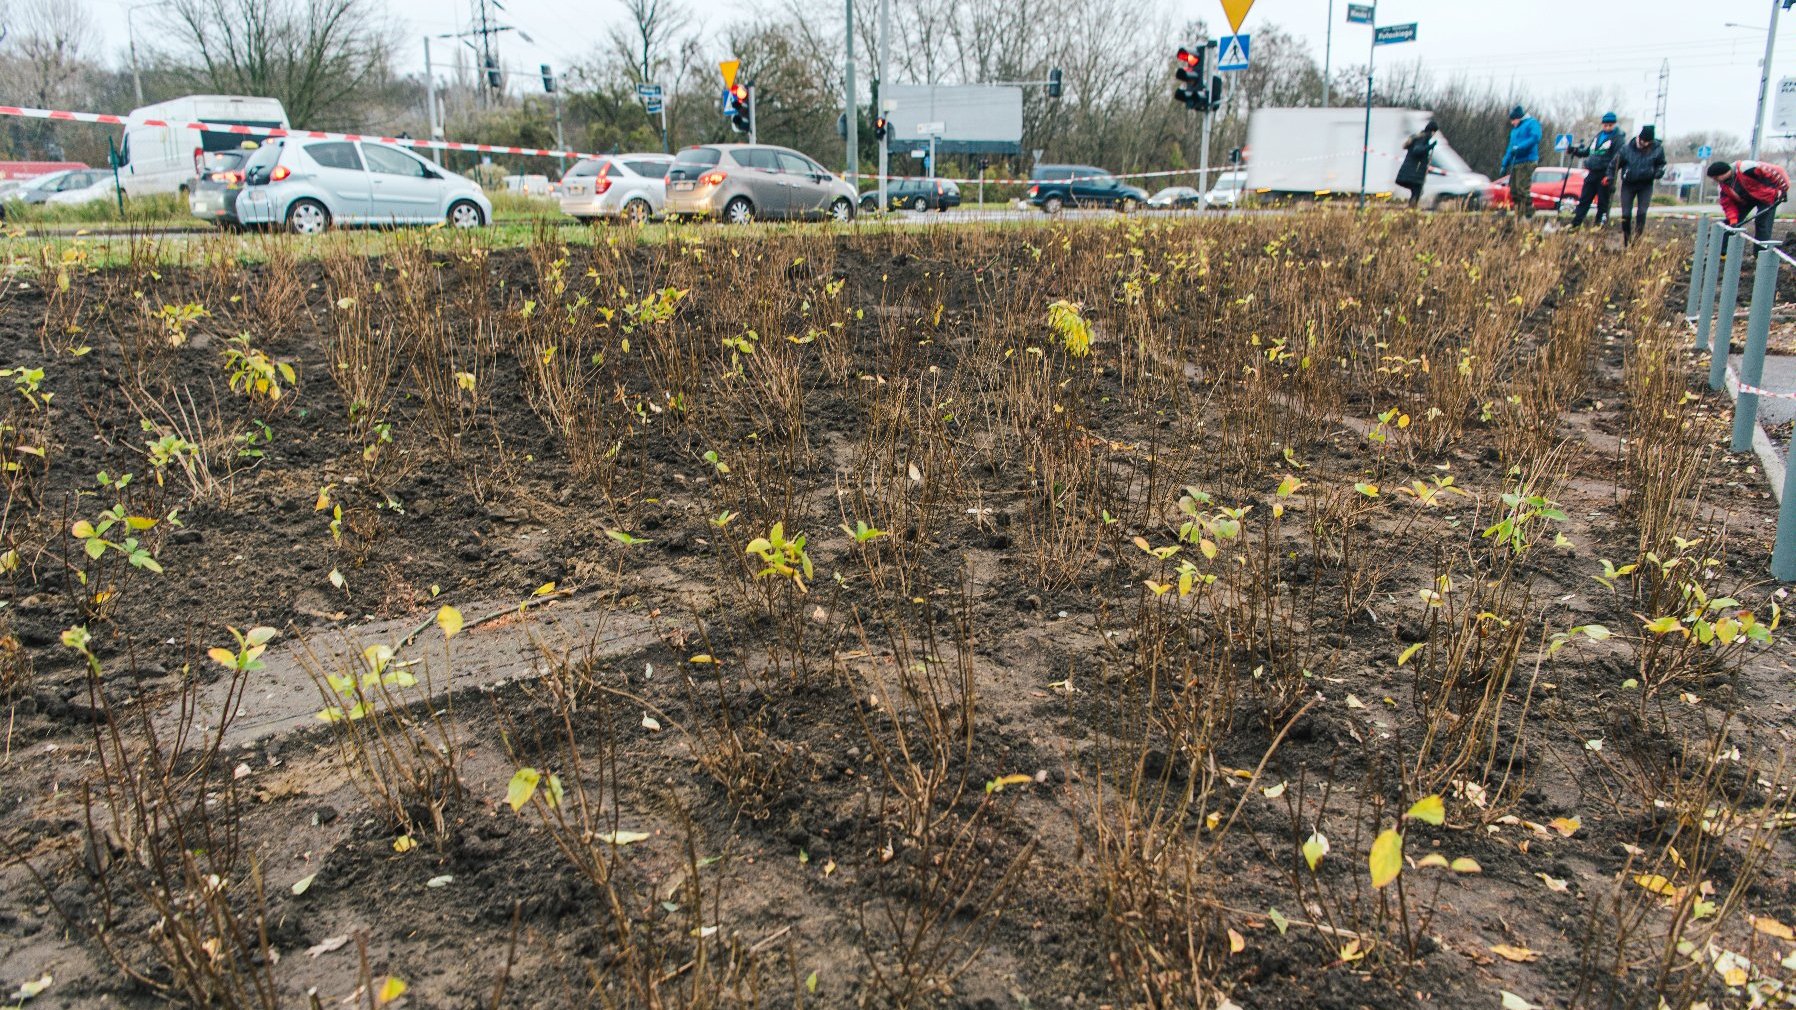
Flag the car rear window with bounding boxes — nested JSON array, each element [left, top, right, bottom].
[[243, 140, 284, 183], [307, 141, 363, 171], [565, 158, 608, 178], [668, 147, 721, 181], [625, 159, 669, 178], [201, 121, 283, 153]]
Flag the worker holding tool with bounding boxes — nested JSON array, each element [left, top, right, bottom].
[[1568, 112, 1625, 229], [1709, 159, 1789, 245]]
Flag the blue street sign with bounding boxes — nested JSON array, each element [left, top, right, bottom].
[[720, 88, 735, 116], [1347, 3, 1375, 24], [636, 83, 663, 99], [1217, 33, 1251, 71], [1698, 144, 1714, 159], [646, 99, 663, 115], [1374, 22, 1417, 45], [1554, 133, 1574, 153]]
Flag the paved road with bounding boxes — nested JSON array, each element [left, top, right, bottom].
[[1730, 353, 1796, 427]]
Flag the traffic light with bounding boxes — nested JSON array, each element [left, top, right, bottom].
[[1174, 46, 1208, 112], [1210, 74, 1224, 107], [1048, 68, 1063, 99], [484, 57, 502, 90], [540, 64, 556, 93], [728, 83, 751, 133], [873, 115, 889, 140]]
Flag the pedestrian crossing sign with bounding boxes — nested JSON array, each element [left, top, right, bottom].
[[1218, 34, 1251, 72]]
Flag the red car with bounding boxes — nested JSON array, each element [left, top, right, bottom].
[[1486, 167, 1589, 212]]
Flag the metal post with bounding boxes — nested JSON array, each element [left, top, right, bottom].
[[747, 84, 757, 145], [1686, 215, 1711, 318], [1710, 231, 1747, 389], [1198, 39, 1216, 201], [1695, 225, 1725, 351], [1732, 244, 1780, 452], [1323, 0, 1333, 108], [1751, 0, 1782, 159], [552, 90, 566, 175], [928, 134, 936, 179], [128, 9, 146, 106], [660, 103, 669, 155], [877, 0, 890, 212], [1774, 433, 1796, 580], [1358, 20, 1376, 209], [424, 37, 442, 166], [844, 0, 859, 181]]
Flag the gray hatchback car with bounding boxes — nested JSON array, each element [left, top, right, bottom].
[[663, 144, 856, 224]]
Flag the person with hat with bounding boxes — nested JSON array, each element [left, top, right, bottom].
[[1614, 125, 1666, 244], [1708, 159, 1789, 244], [1568, 112, 1625, 229], [1395, 121, 1440, 208], [1500, 105, 1543, 218]]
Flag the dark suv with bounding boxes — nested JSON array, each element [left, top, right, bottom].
[[1027, 164, 1149, 213], [861, 177, 962, 212]]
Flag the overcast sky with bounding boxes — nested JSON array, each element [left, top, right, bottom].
[[84, 0, 1796, 148]]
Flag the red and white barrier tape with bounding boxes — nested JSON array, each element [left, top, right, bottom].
[[0, 103, 608, 163], [1738, 380, 1796, 400]]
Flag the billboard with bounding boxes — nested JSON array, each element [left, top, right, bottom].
[[883, 85, 1023, 155]]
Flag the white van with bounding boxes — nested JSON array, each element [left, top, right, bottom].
[[118, 95, 289, 198]]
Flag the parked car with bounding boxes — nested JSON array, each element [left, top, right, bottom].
[[559, 155, 673, 223], [1205, 169, 1247, 208], [45, 175, 123, 207], [664, 144, 857, 224], [188, 145, 259, 228], [233, 138, 491, 233], [1147, 185, 1203, 209], [1027, 164, 1149, 213], [6, 168, 108, 206], [1486, 167, 1588, 212], [861, 177, 961, 212], [118, 95, 288, 198]]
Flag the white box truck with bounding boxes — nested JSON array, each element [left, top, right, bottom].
[[1244, 107, 1489, 209], [118, 95, 289, 198]]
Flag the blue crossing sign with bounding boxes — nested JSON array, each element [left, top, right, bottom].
[[1374, 22, 1417, 45], [1698, 144, 1713, 159], [1217, 33, 1251, 71], [1554, 133, 1574, 153]]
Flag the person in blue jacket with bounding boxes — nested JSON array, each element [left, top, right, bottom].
[[1500, 105, 1543, 218]]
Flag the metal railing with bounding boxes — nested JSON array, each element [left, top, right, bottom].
[[1686, 209, 1796, 580]]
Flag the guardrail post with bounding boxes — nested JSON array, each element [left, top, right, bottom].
[[1775, 438, 1796, 580], [1686, 215, 1711, 319], [1709, 231, 1747, 390], [1731, 246, 1780, 452], [1695, 224, 1725, 352]]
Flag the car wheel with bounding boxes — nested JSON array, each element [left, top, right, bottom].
[[448, 200, 485, 228], [829, 197, 854, 223], [1042, 195, 1064, 215], [285, 199, 330, 235], [860, 195, 877, 212], [1117, 198, 1136, 214], [724, 196, 755, 225], [909, 195, 928, 211], [622, 198, 652, 225]]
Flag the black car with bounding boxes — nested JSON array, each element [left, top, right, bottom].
[[860, 177, 962, 212], [187, 145, 259, 229], [1027, 164, 1149, 213]]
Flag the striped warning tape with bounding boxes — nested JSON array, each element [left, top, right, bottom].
[[1737, 380, 1796, 400]]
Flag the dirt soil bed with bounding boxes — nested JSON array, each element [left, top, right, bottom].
[[2, 216, 1793, 1010]]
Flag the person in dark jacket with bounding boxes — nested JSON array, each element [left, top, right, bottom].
[[1615, 126, 1665, 244], [1708, 159, 1789, 244], [1568, 112, 1624, 229], [1500, 105, 1543, 218], [1395, 121, 1439, 207]]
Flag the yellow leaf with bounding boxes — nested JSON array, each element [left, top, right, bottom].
[[1405, 795, 1445, 825], [1228, 928, 1246, 953], [1634, 873, 1678, 896], [532, 581, 557, 596], [1415, 853, 1450, 868], [1262, 781, 1287, 799], [1491, 944, 1539, 963], [376, 976, 407, 1004], [1369, 828, 1403, 888], [1536, 873, 1569, 893], [1302, 831, 1329, 871], [314, 485, 333, 511], [1450, 857, 1482, 874], [986, 773, 1034, 793], [506, 768, 540, 812], [1339, 939, 1365, 962], [393, 835, 416, 853], [436, 604, 464, 639], [688, 654, 716, 664], [1397, 641, 1424, 666], [1548, 816, 1580, 837], [207, 647, 238, 668], [1753, 915, 1796, 941], [1724, 966, 1748, 987]]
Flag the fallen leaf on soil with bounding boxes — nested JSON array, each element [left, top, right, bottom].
[[642, 714, 662, 732], [290, 873, 316, 896], [1536, 873, 1569, 893], [427, 875, 453, 888], [392, 835, 416, 853], [306, 935, 349, 957], [1752, 915, 1796, 941], [1339, 939, 1366, 962], [1450, 857, 1482, 874], [1500, 992, 1540, 1010], [1491, 944, 1540, 963], [8, 974, 51, 1002], [1262, 781, 1286, 799], [1415, 853, 1450, 869], [1635, 873, 1678, 896], [1228, 928, 1246, 953], [804, 971, 818, 993], [1268, 907, 1289, 935], [599, 830, 651, 846], [376, 976, 407, 1005], [1548, 816, 1581, 837]]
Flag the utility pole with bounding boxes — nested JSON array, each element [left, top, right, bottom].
[[877, 0, 890, 212], [748, 83, 758, 145], [424, 37, 442, 165], [1323, 0, 1333, 107], [1358, 18, 1376, 209], [1655, 59, 1670, 140], [1751, 0, 1783, 158], [845, 0, 859, 181]]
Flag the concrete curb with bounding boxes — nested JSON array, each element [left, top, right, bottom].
[[1723, 363, 1788, 505]]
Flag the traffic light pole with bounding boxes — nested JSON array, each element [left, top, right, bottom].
[[748, 84, 757, 145], [877, 0, 891, 212], [423, 37, 443, 166], [1198, 40, 1216, 202], [844, 0, 858, 181]]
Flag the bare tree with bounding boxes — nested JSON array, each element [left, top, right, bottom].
[[2, 0, 98, 109], [155, 0, 394, 128]]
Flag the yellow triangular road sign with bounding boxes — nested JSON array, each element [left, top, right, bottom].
[[1219, 0, 1255, 33], [719, 59, 740, 89]]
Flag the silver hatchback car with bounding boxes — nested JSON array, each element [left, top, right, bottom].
[[559, 154, 672, 223], [663, 144, 856, 224], [234, 138, 492, 233]]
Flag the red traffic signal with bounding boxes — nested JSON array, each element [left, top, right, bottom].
[[873, 115, 889, 140], [1174, 44, 1209, 111]]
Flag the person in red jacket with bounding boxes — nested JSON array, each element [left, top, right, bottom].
[[1708, 160, 1789, 243]]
